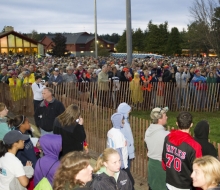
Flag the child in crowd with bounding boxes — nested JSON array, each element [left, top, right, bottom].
[[91, 148, 132, 190]]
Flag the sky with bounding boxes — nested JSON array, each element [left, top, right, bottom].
[[0, 0, 194, 35]]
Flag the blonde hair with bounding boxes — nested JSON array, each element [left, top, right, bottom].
[[0, 103, 6, 112], [193, 156, 220, 188], [57, 104, 80, 126], [53, 151, 90, 190], [93, 148, 119, 173]]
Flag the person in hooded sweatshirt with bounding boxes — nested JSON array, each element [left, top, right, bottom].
[[107, 113, 134, 188], [162, 112, 202, 190], [117, 102, 135, 170], [34, 134, 62, 187], [194, 120, 217, 158], [144, 107, 169, 190]]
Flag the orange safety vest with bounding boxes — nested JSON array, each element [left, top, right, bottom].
[[141, 75, 152, 91]]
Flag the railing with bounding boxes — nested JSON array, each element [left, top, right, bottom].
[[1, 81, 220, 113], [1, 82, 220, 179]]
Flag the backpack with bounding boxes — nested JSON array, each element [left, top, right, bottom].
[[34, 159, 58, 190]]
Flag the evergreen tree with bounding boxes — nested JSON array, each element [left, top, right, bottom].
[[158, 22, 169, 54], [52, 33, 68, 57], [116, 30, 127, 52], [145, 21, 160, 53], [133, 28, 145, 53], [166, 27, 182, 55]]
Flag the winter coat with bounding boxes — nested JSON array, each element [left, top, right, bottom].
[[34, 98, 65, 131], [53, 118, 86, 157], [90, 169, 132, 190]]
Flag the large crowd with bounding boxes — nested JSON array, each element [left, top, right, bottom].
[[0, 53, 220, 190], [1, 54, 220, 110]]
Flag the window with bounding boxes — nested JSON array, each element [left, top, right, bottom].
[[1, 37, 8, 47], [1, 48, 8, 53], [31, 43, 37, 47], [8, 34, 15, 47], [9, 48, 15, 54], [16, 48, 23, 53], [23, 40, 30, 47], [16, 37, 22, 47]]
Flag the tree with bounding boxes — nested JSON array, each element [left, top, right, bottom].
[[116, 30, 127, 52], [133, 28, 145, 53], [27, 30, 39, 41], [52, 33, 68, 57], [187, 21, 210, 56], [166, 27, 182, 55], [189, 0, 220, 56], [99, 33, 121, 44], [145, 21, 169, 54]]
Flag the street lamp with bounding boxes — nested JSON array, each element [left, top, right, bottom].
[[94, 0, 98, 58]]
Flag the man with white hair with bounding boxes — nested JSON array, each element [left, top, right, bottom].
[[62, 66, 77, 83]]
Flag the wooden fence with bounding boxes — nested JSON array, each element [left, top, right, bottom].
[[1, 81, 220, 112], [0, 82, 220, 179]]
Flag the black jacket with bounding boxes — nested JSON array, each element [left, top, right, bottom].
[[53, 118, 86, 157], [194, 120, 217, 157], [162, 69, 173, 82], [34, 98, 65, 131], [90, 170, 132, 190]]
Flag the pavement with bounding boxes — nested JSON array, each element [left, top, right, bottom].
[[8, 112, 148, 190]]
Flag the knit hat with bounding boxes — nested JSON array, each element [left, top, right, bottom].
[[150, 107, 168, 120]]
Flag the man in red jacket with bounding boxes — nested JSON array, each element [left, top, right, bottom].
[[162, 112, 202, 190]]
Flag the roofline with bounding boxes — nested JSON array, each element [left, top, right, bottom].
[[0, 30, 43, 45]]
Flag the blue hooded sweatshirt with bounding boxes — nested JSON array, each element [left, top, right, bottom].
[[107, 113, 128, 169], [34, 134, 62, 186], [117, 103, 135, 159]]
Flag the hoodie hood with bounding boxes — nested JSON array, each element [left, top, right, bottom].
[[39, 134, 62, 159], [111, 113, 123, 129], [194, 120, 209, 140], [169, 130, 192, 146], [117, 102, 131, 118]]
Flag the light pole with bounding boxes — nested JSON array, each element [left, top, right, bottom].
[[94, 0, 98, 58], [126, 0, 132, 65]]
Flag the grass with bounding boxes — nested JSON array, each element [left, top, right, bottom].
[[131, 110, 220, 143]]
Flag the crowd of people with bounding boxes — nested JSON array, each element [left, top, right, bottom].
[[0, 99, 220, 189], [0, 54, 220, 190], [1, 54, 220, 111]]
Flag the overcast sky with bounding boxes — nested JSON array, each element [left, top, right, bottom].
[[1, 0, 194, 35]]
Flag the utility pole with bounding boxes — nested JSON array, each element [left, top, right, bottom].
[[126, 0, 132, 65], [94, 0, 98, 58]]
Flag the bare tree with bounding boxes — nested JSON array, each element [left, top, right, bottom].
[[189, 0, 220, 56]]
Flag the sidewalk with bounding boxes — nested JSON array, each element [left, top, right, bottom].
[[8, 112, 148, 190]]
